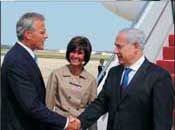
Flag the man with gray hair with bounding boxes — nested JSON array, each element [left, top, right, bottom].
[[1, 12, 80, 130], [76, 28, 174, 130]]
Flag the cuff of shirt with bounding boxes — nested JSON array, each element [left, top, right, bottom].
[[64, 117, 69, 130]]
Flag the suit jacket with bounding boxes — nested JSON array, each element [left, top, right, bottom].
[[78, 59, 174, 130], [1, 43, 67, 130]]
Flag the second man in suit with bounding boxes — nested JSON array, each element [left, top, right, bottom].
[[77, 28, 174, 130]]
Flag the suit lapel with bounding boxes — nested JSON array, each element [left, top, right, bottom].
[[14, 43, 45, 85], [119, 59, 151, 104], [112, 65, 124, 108]]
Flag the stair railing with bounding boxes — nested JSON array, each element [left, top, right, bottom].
[[96, 53, 115, 86]]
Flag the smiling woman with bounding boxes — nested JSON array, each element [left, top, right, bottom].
[[46, 36, 98, 130], [66, 36, 92, 66]]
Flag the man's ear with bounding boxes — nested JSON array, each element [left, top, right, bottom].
[[24, 31, 32, 40], [134, 42, 141, 49]]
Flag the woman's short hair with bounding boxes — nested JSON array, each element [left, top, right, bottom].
[[66, 36, 92, 66]]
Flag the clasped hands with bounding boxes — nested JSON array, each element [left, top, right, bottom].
[[66, 116, 81, 130]]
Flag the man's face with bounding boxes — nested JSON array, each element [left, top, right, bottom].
[[29, 19, 48, 50], [114, 32, 136, 66]]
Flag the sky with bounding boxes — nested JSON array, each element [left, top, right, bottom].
[[1, 1, 131, 51]]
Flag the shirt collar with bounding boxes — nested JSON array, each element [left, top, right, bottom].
[[63, 65, 87, 79], [17, 41, 35, 59], [127, 55, 145, 71]]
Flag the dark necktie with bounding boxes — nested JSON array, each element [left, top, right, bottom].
[[121, 68, 132, 89]]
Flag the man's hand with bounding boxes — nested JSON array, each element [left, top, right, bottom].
[[66, 115, 80, 130]]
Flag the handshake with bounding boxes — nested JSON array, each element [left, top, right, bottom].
[[66, 116, 81, 130]]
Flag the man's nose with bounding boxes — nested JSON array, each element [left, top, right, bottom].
[[45, 32, 48, 39], [114, 47, 119, 54]]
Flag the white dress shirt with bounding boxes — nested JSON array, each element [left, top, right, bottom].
[[17, 41, 35, 59], [121, 55, 145, 85]]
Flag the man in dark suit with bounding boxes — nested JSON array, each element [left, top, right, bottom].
[[77, 28, 174, 130], [1, 12, 80, 130]]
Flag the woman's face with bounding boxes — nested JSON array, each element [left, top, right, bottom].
[[69, 48, 85, 67]]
